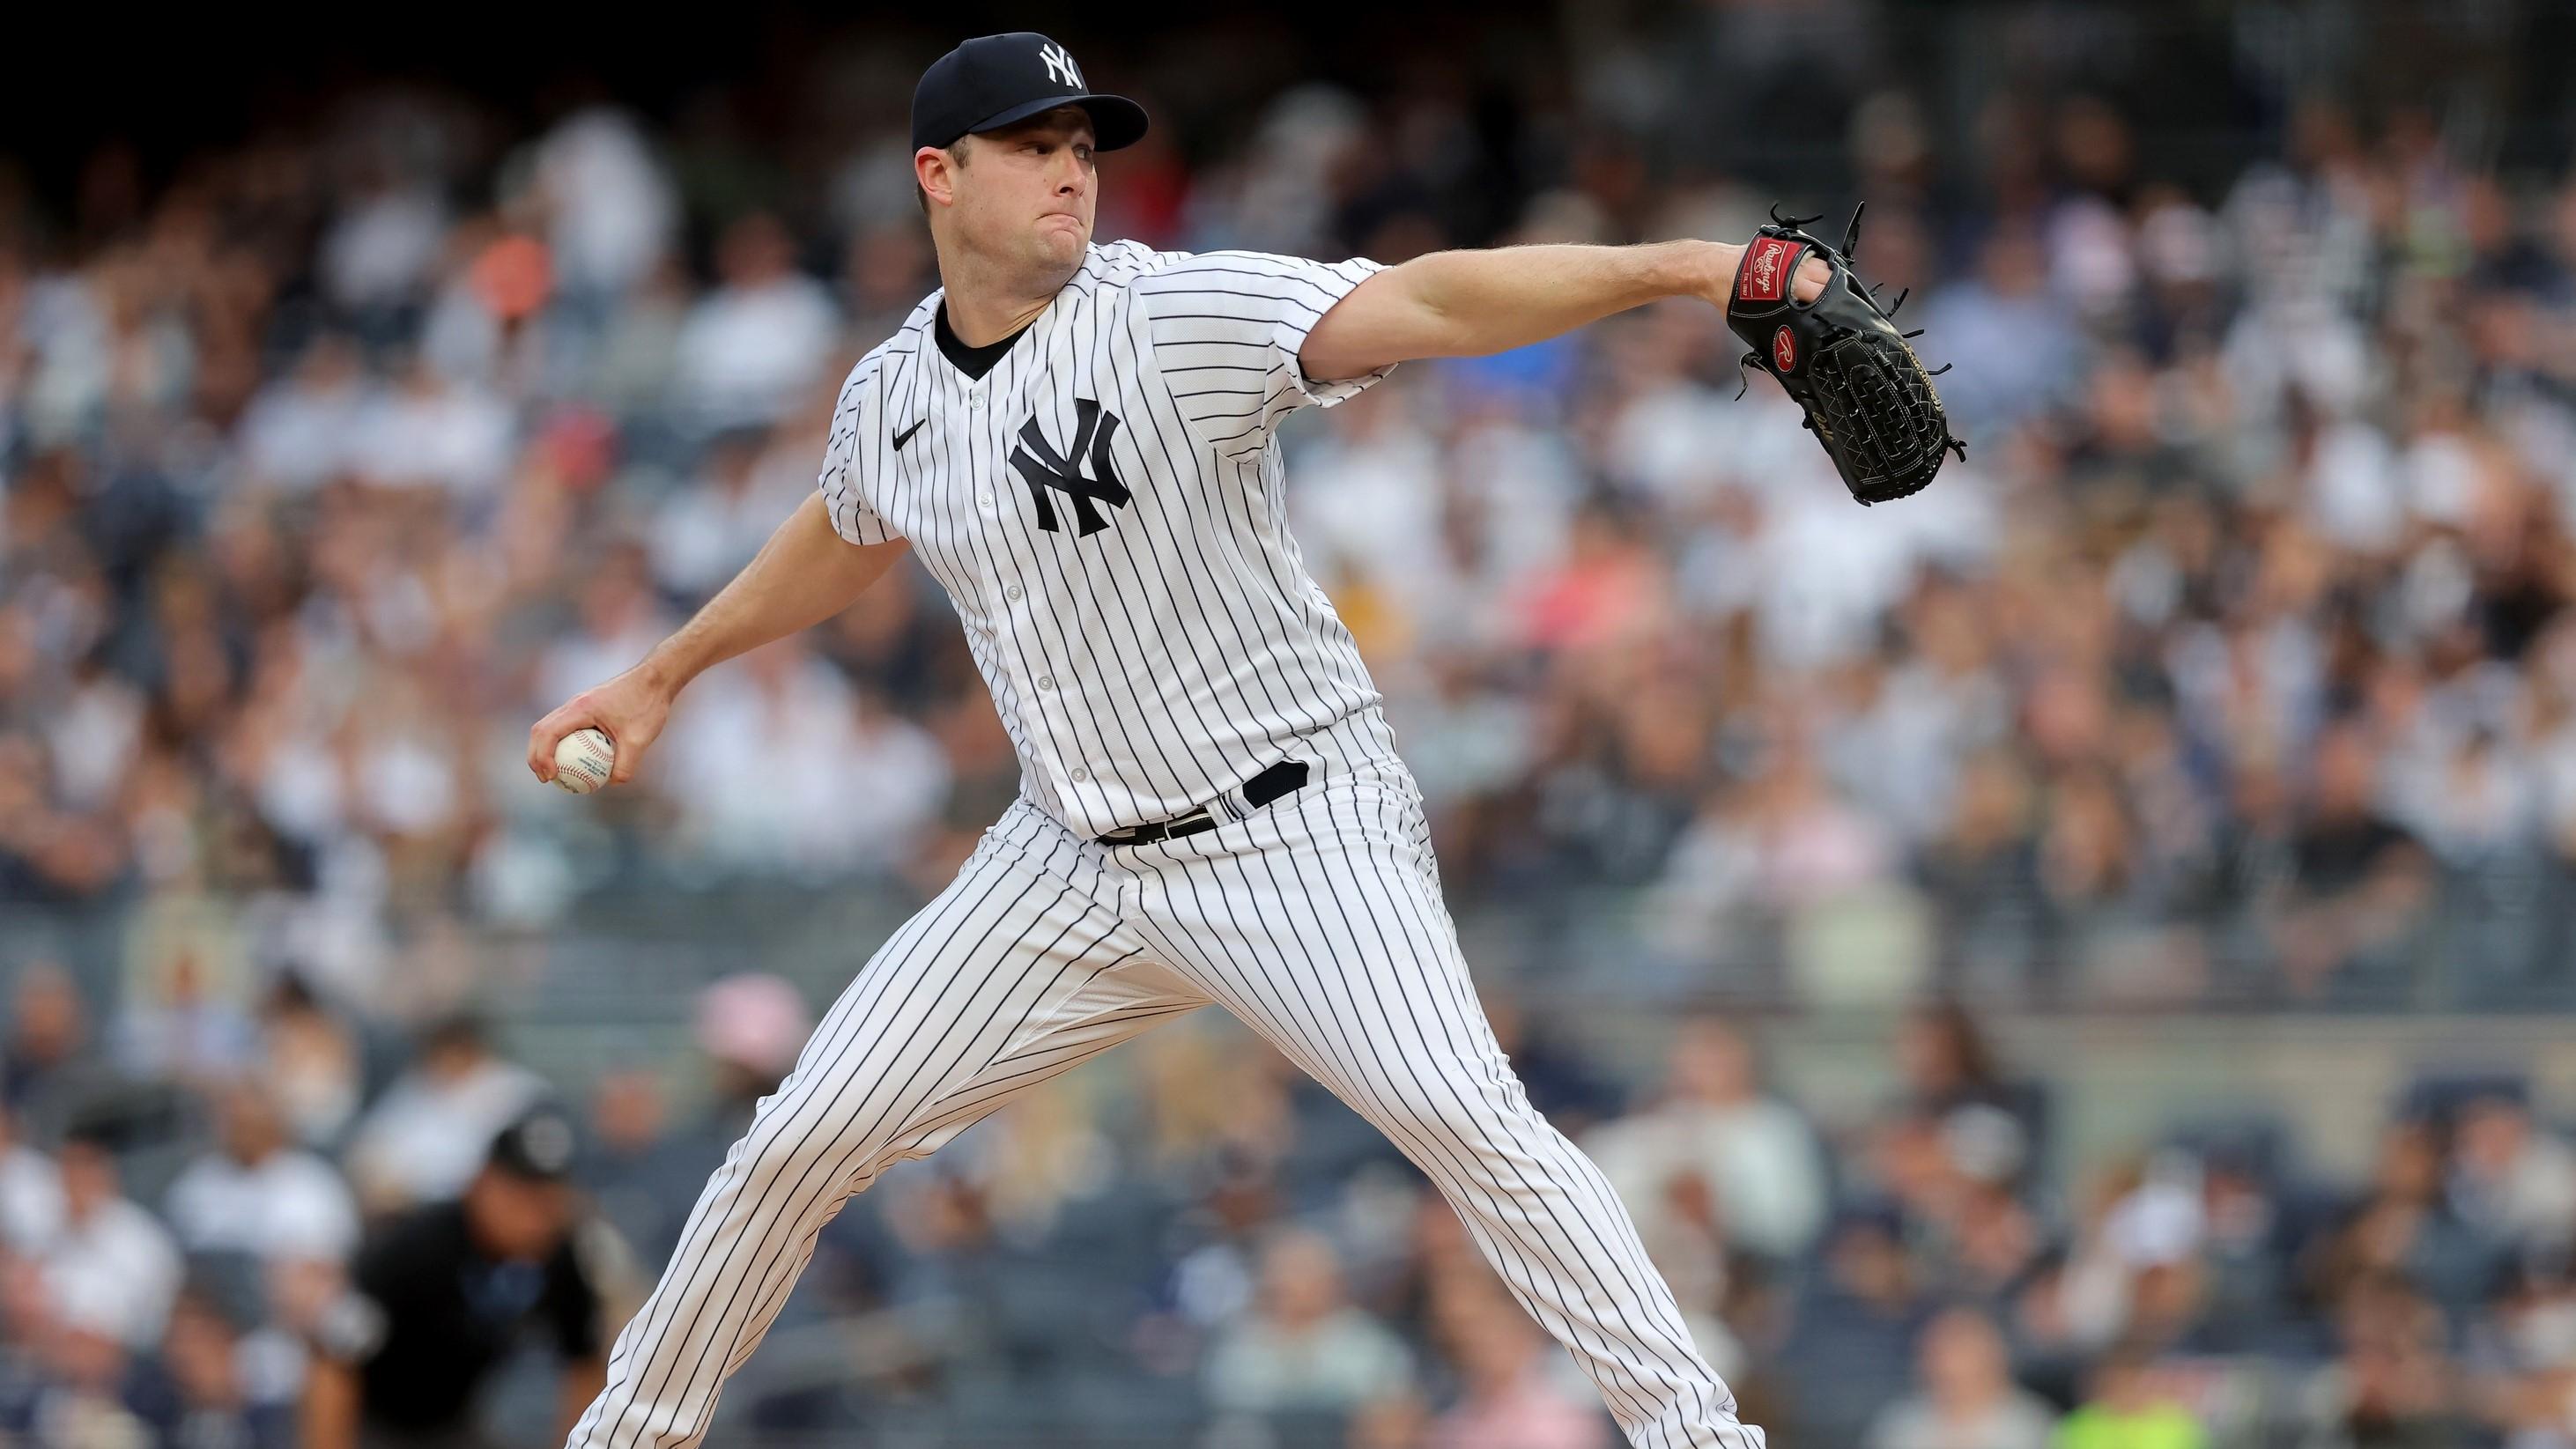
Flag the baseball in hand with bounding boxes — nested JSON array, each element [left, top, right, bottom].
[[551, 728, 617, 795]]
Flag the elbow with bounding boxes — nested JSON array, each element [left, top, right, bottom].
[[1302, 267, 1451, 380], [1396, 264, 1477, 358]]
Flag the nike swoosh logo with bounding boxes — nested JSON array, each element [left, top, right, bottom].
[[892, 418, 928, 451]]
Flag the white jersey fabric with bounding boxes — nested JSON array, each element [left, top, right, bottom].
[[818, 240, 1397, 837]]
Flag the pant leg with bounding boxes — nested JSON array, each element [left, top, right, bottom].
[[568, 803, 1210, 1449], [1113, 760, 1766, 1449]]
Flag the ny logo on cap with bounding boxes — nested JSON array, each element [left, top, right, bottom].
[[1039, 41, 1083, 89]]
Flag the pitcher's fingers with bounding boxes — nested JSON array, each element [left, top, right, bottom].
[[528, 707, 588, 781], [605, 727, 651, 786]]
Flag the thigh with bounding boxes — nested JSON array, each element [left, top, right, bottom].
[[765, 803, 1208, 1189], [1116, 765, 1511, 1133]]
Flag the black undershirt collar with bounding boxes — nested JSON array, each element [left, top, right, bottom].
[[934, 301, 1033, 381]]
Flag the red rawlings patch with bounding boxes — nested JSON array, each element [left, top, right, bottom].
[[1737, 236, 1799, 303], [1772, 325, 1797, 372]]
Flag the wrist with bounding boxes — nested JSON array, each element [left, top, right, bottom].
[[634, 645, 694, 699], [1660, 239, 1739, 301]]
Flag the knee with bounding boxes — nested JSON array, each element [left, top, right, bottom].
[[733, 1091, 857, 1194], [1377, 1070, 1519, 1151]]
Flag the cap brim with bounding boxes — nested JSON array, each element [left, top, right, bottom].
[[966, 92, 1149, 151]]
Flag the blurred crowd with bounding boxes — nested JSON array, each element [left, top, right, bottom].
[[15, 961, 2576, 1447], [5, 0, 2576, 1444], [4, 17, 2576, 1017]]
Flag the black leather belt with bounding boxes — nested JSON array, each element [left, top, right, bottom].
[[1094, 760, 1311, 846]]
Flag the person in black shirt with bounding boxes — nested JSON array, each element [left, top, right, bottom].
[[304, 1108, 607, 1449], [2271, 721, 2432, 1000]]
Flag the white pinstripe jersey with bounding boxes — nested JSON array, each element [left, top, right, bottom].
[[817, 240, 1399, 839]]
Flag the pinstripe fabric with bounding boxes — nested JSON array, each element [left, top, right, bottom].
[[1107, 741, 1763, 1449], [566, 808, 1207, 1449], [814, 240, 1397, 839], [566, 718, 1763, 1449]]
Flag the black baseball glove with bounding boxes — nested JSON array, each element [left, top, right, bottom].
[[1728, 203, 1965, 506]]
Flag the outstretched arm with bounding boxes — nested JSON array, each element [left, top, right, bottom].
[[526, 493, 909, 787], [1298, 240, 1827, 382]]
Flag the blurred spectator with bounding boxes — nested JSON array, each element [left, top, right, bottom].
[[2294, 1271, 2475, 1446], [255, 975, 363, 1151], [648, 430, 780, 601], [531, 543, 675, 721], [1863, 1305, 2054, 1449], [1587, 1016, 1829, 1263], [1914, 225, 2082, 436], [4, 964, 115, 1138], [576, 1069, 670, 1269], [238, 336, 369, 494], [671, 213, 839, 432], [164, 1078, 359, 1267], [660, 639, 948, 880], [1425, 1275, 1612, 1449], [529, 108, 677, 304], [1203, 1227, 1413, 1417], [346, 357, 513, 499], [0, 1306, 159, 1448], [2267, 723, 2435, 999], [1777, 1207, 1928, 1447], [2444, 1084, 2576, 1253], [1895, 1002, 2039, 1135], [145, 1289, 297, 1447], [114, 943, 256, 1088], [1349, 1390, 1433, 1449], [319, 172, 445, 321], [342, 1014, 546, 1214], [2055, 1347, 2208, 1449], [305, 1109, 606, 1449], [39, 1134, 181, 1350], [2308, 1120, 2498, 1320], [0, 1100, 61, 1253]]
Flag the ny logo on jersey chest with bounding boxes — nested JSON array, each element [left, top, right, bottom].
[[1009, 399, 1132, 536]]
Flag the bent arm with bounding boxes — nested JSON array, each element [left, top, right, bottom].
[[645, 492, 908, 691], [1299, 240, 1821, 382], [527, 493, 908, 784]]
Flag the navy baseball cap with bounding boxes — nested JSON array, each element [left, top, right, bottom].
[[911, 33, 1148, 154], [487, 1105, 581, 1184]]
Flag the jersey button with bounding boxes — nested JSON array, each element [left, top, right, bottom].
[[1036, 675, 1055, 691], [968, 393, 986, 410], [1004, 583, 1024, 601], [1070, 766, 1090, 783], [978, 491, 995, 508]]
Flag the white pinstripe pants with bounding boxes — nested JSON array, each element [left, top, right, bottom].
[[567, 724, 1763, 1449]]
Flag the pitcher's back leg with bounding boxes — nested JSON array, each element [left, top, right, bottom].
[[568, 813, 1206, 1449]]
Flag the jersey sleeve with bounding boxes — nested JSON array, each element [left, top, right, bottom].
[[1133, 250, 1395, 457], [817, 356, 900, 545]]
